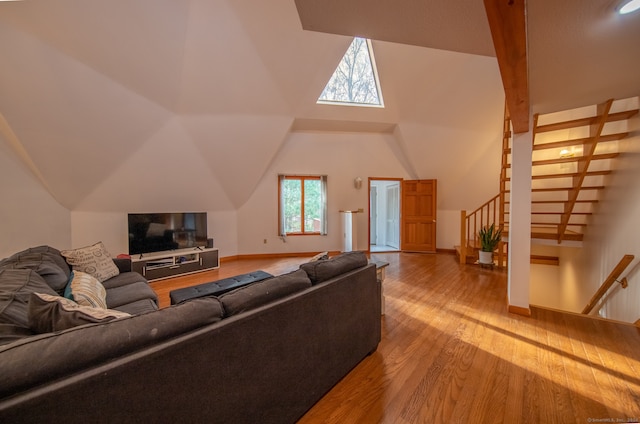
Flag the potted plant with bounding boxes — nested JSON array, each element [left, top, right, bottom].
[[478, 223, 502, 265]]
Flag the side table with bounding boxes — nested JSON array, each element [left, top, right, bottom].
[[370, 260, 389, 315]]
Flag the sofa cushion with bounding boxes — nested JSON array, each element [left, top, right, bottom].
[[64, 271, 108, 309], [61, 241, 120, 283], [169, 270, 273, 305], [111, 298, 158, 315], [101, 271, 147, 290], [105, 282, 158, 309], [218, 268, 311, 317], [299, 251, 368, 284], [0, 323, 33, 346], [28, 292, 130, 333], [0, 296, 224, 398], [0, 269, 58, 328], [0, 251, 70, 293]]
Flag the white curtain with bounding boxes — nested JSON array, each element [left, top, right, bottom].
[[278, 174, 287, 237], [320, 175, 328, 235]]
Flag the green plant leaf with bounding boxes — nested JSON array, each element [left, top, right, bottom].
[[478, 223, 502, 252]]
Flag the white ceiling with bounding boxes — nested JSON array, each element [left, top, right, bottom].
[[295, 0, 640, 114], [0, 0, 636, 213], [528, 0, 640, 113]]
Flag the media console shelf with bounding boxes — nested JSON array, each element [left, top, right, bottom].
[[131, 247, 219, 281]]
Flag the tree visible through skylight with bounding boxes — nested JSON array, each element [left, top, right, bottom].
[[318, 37, 383, 107]]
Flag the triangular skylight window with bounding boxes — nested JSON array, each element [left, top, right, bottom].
[[318, 37, 384, 107]]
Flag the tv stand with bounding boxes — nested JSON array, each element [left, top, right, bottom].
[[131, 248, 219, 281]]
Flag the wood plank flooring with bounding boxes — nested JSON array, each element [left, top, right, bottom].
[[150, 252, 640, 423]]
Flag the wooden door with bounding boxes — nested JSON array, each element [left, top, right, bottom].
[[401, 179, 437, 252]]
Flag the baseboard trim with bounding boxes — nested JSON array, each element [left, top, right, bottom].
[[221, 251, 342, 262], [223, 248, 456, 262], [508, 304, 532, 317], [436, 248, 456, 255], [222, 249, 455, 262]]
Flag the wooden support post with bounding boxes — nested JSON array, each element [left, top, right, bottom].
[[460, 210, 467, 264]]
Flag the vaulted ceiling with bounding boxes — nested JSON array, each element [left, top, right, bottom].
[[0, 0, 637, 213]]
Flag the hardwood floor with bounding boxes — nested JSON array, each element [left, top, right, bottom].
[[150, 252, 640, 423]]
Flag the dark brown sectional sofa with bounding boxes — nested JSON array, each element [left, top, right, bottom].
[[0, 247, 381, 423]]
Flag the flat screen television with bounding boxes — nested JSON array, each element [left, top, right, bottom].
[[128, 212, 208, 255]]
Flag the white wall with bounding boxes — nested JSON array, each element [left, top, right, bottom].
[[437, 210, 463, 251], [0, 137, 71, 258], [68, 125, 499, 258], [237, 131, 412, 255], [530, 244, 583, 312], [2, 123, 497, 260], [575, 109, 640, 322]]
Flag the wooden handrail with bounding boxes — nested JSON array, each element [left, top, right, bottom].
[[582, 254, 635, 314], [459, 194, 504, 265]]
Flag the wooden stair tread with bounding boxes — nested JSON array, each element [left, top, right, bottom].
[[504, 200, 598, 204], [504, 211, 592, 215], [503, 170, 612, 181], [534, 109, 639, 133], [504, 153, 619, 168], [531, 255, 560, 266], [502, 227, 584, 241], [505, 186, 604, 193], [505, 133, 629, 154], [504, 222, 588, 227], [531, 132, 630, 150]]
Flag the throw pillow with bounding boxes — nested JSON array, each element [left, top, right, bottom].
[[61, 241, 120, 282], [28, 292, 130, 333], [64, 271, 108, 309], [308, 251, 329, 262]]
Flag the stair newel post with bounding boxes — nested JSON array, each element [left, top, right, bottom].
[[460, 210, 467, 264]]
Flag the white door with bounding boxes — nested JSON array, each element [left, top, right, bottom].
[[386, 184, 400, 249], [370, 186, 378, 245]]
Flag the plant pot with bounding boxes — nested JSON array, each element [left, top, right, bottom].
[[478, 250, 493, 265]]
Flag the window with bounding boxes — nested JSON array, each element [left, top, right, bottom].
[[278, 175, 328, 235], [317, 37, 384, 107]]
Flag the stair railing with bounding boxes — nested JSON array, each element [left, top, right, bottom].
[[582, 254, 635, 314], [459, 194, 503, 265]]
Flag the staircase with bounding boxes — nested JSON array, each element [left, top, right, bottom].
[[457, 97, 639, 266]]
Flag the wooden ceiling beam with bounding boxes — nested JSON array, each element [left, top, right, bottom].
[[483, 0, 529, 134]]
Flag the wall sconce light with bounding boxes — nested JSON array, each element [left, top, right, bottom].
[[354, 177, 363, 189], [559, 148, 574, 158]]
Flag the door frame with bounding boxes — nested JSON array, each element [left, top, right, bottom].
[[368, 177, 403, 252]]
